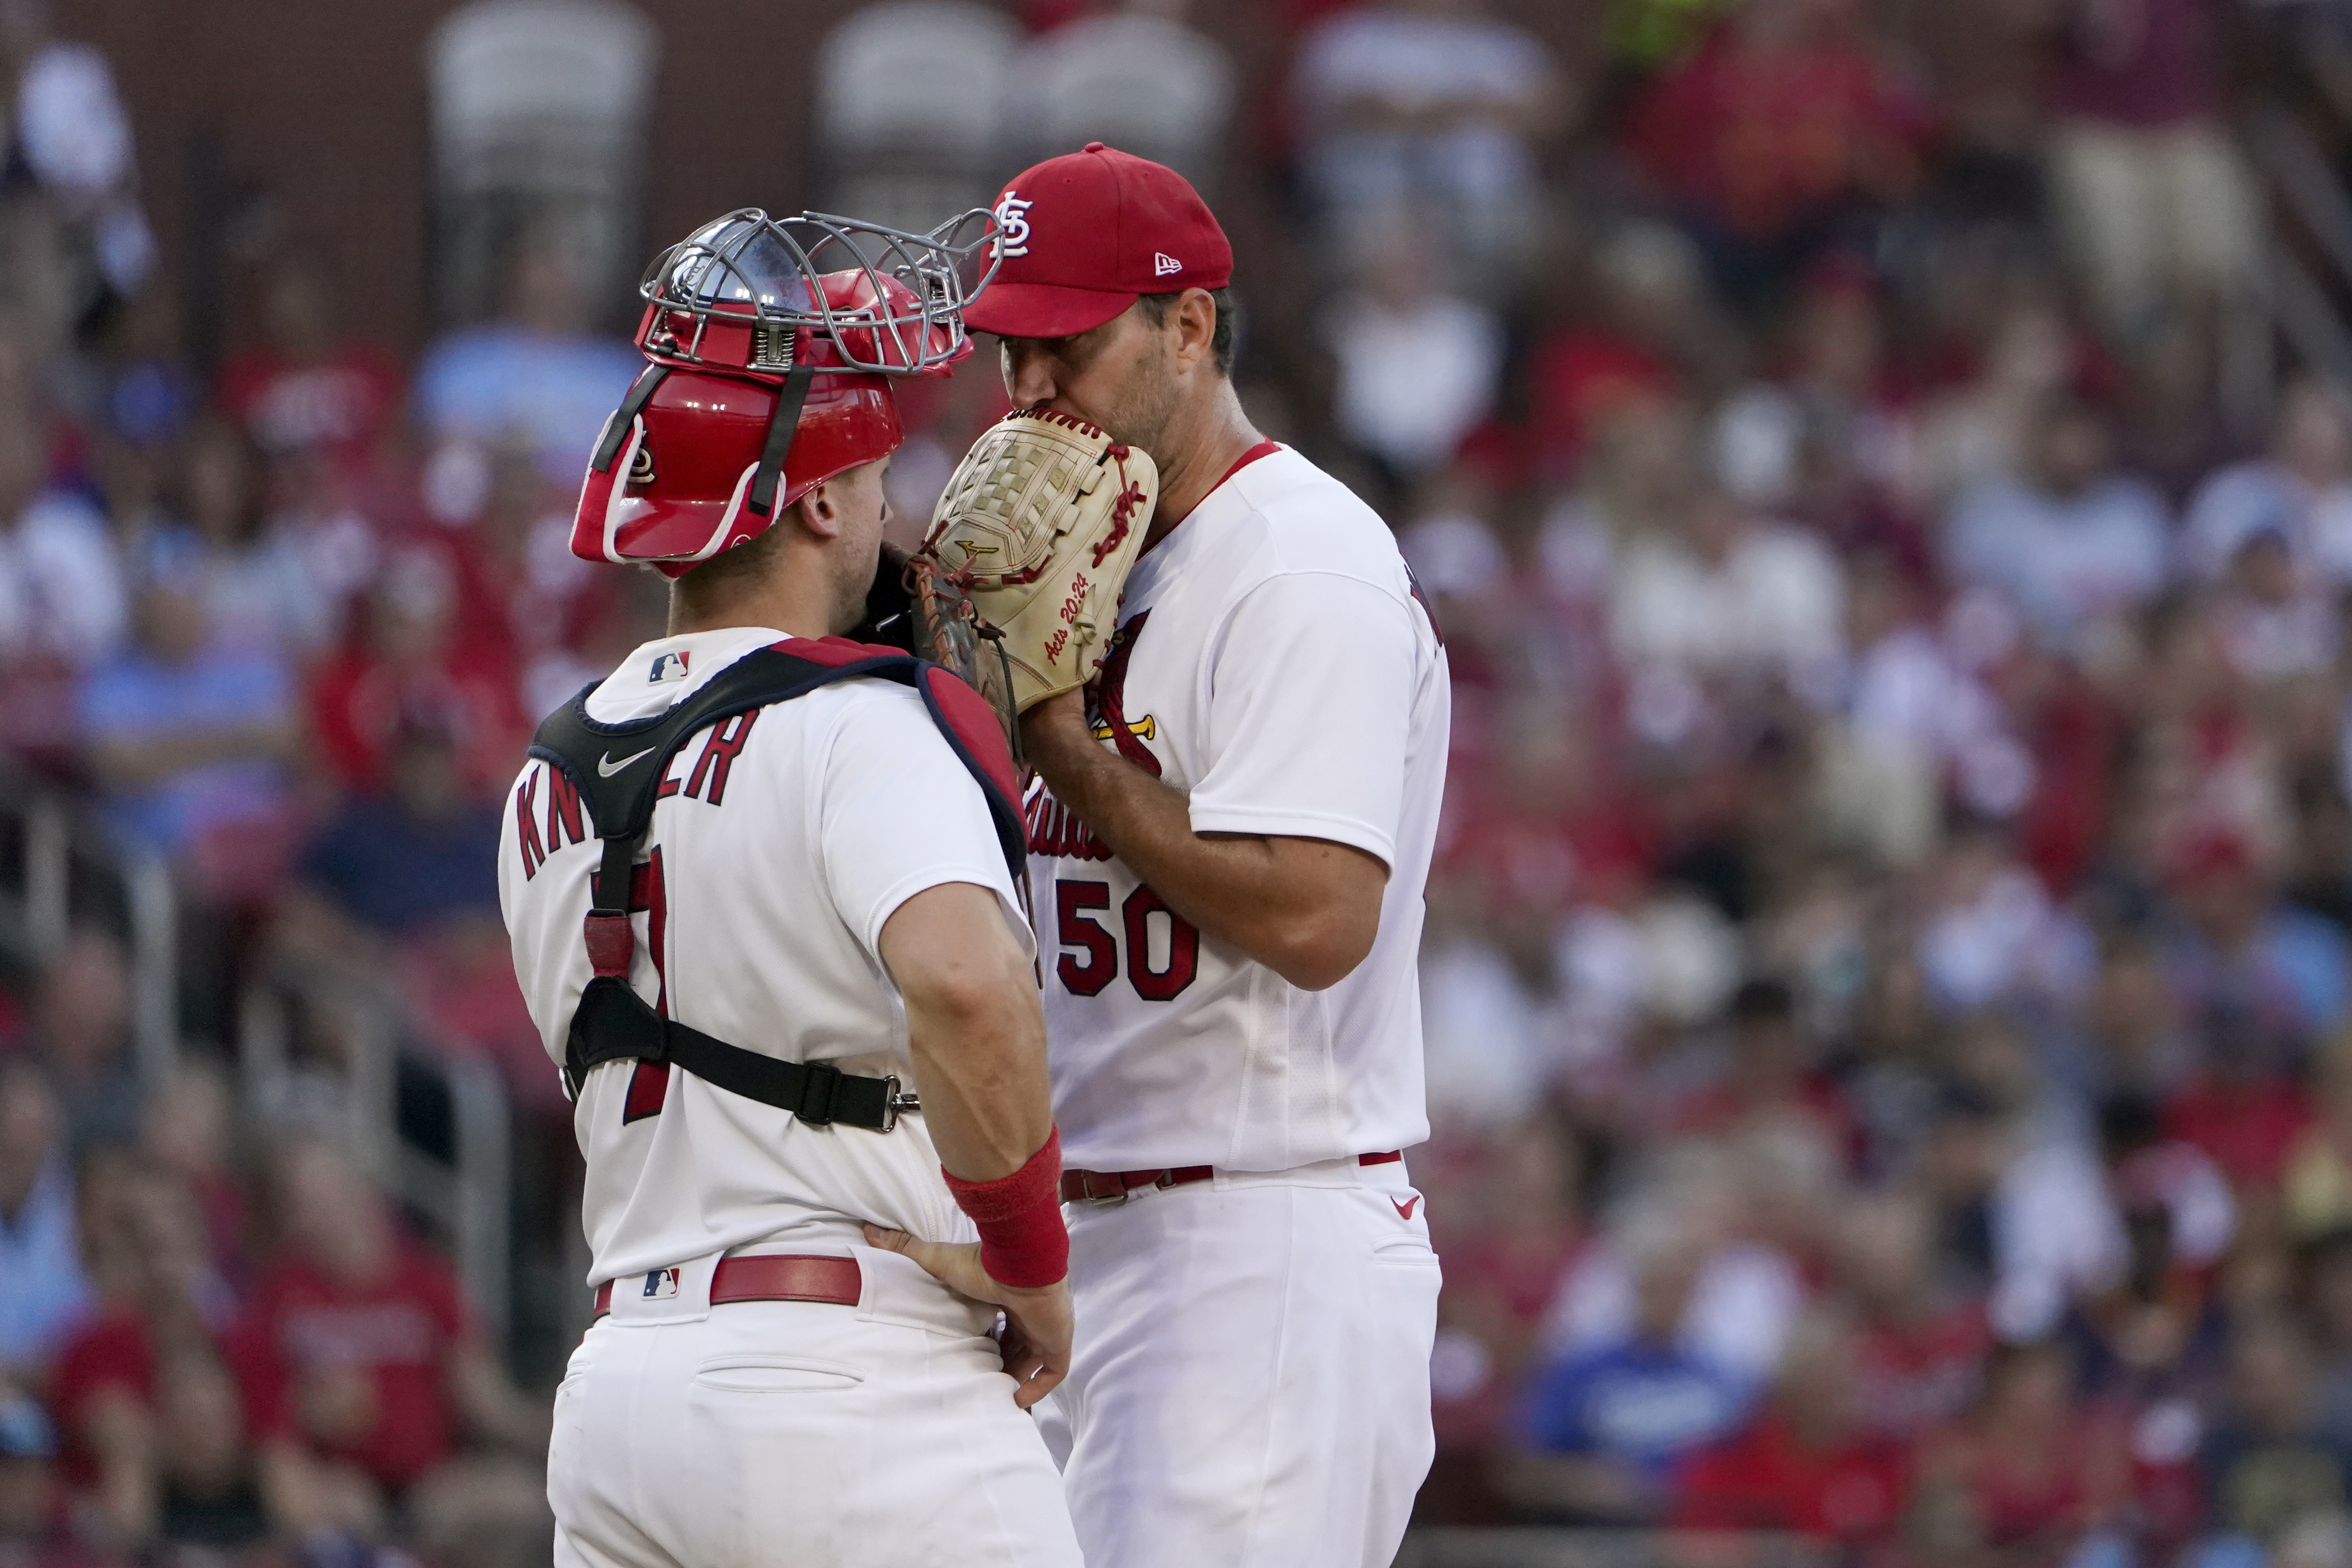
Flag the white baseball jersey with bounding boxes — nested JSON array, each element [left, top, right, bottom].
[[1024, 444, 1449, 1171], [498, 626, 1032, 1287]]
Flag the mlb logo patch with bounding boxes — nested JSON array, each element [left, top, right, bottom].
[[649, 651, 690, 684], [642, 1268, 681, 1300]]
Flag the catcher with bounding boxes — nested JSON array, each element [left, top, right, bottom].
[[498, 209, 1084, 1568]]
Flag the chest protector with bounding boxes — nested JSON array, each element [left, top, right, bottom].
[[528, 639, 1027, 1131]]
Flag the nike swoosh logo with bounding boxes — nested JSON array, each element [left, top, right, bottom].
[[597, 747, 656, 778], [1392, 1195, 1420, 1221]]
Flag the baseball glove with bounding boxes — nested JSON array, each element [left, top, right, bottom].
[[919, 407, 1157, 714], [849, 544, 1024, 762], [905, 551, 1023, 762]]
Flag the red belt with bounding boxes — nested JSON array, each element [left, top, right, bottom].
[[1061, 1150, 1401, 1206], [591, 1254, 861, 1318]]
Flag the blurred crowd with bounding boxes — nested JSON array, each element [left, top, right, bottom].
[[1348, 0, 2352, 1565], [0, 0, 654, 1564], [1, 0, 2351, 1564]]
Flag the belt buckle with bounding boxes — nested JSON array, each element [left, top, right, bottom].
[[878, 1076, 921, 1133], [1080, 1170, 1133, 1207]]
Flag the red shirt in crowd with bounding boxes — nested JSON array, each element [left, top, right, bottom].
[[217, 346, 404, 469], [236, 1243, 471, 1489], [1527, 332, 1678, 477], [48, 1314, 157, 1492], [2164, 1073, 2314, 1188], [447, 526, 610, 697], [1626, 22, 1930, 240], [48, 1312, 272, 1491], [1436, 781, 1657, 929], [1673, 1414, 1912, 1542], [2012, 670, 2129, 894], [2049, 0, 2225, 129], [1922, 1415, 2116, 1551], [306, 640, 528, 799], [1850, 1300, 1991, 1440], [1671, 1075, 1860, 1163]]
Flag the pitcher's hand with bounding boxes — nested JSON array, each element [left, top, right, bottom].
[[864, 1225, 1073, 1409]]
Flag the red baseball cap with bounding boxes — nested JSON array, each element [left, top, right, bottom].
[[963, 142, 1233, 340]]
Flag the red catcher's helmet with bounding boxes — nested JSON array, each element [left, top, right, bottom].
[[572, 208, 998, 577]]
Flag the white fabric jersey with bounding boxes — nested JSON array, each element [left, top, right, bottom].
[[1024, 445, 1450, 1171], [498, 627, 1032, 1286]]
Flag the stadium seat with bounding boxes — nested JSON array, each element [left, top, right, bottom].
[[815, 1, 1017, 235], [1004, 14, 1234, 195], [426, 0, 660, 325]]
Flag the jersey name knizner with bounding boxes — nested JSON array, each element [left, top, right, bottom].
[[511, 710, 760, 881]]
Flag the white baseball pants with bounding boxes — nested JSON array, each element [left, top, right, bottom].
[[548, 1245, 1082, 1568], [1037, 1156, 1441, 1568]]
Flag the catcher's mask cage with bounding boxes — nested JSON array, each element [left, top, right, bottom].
[[573, 208, 999, 573], [640, 207, 999, 380]]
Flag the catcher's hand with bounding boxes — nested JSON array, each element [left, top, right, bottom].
[[862, 1223, 1072, 1409], [920, 407, 1157, 713], [906, 553, 1023, 764], [847, 544, 919, 651], [849, 544, 1023, 761]]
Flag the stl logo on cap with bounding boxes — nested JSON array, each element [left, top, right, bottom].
[[993, 193, 1034, 259], [963, 144, 1233, 342]]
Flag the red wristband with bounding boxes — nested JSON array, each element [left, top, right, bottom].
[[942, 1126, 1068, 1288]]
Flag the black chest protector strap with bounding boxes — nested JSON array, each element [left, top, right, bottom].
[[528, 646, 1026, 1127]]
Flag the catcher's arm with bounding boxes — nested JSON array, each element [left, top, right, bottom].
[[869, 883, 1071, 1409], [1021, 690, 1387, 991], [878, 882, 1054, 1180]]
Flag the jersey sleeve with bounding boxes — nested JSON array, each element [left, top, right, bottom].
[[819, 689, 1032, 961], [1185, 570, 1421, 869]]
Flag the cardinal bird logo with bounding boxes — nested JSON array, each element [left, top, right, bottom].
[[1091, 611, 1160, 776], [1090, 712, 1154, 743]]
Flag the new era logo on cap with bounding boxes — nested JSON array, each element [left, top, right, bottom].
[[963, 142, 1233, 341]]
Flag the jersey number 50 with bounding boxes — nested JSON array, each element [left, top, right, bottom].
[[1055, 879, 1199, 1000]]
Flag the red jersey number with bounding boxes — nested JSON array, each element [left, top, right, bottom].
[[1053, 877, 1199, 1001]]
